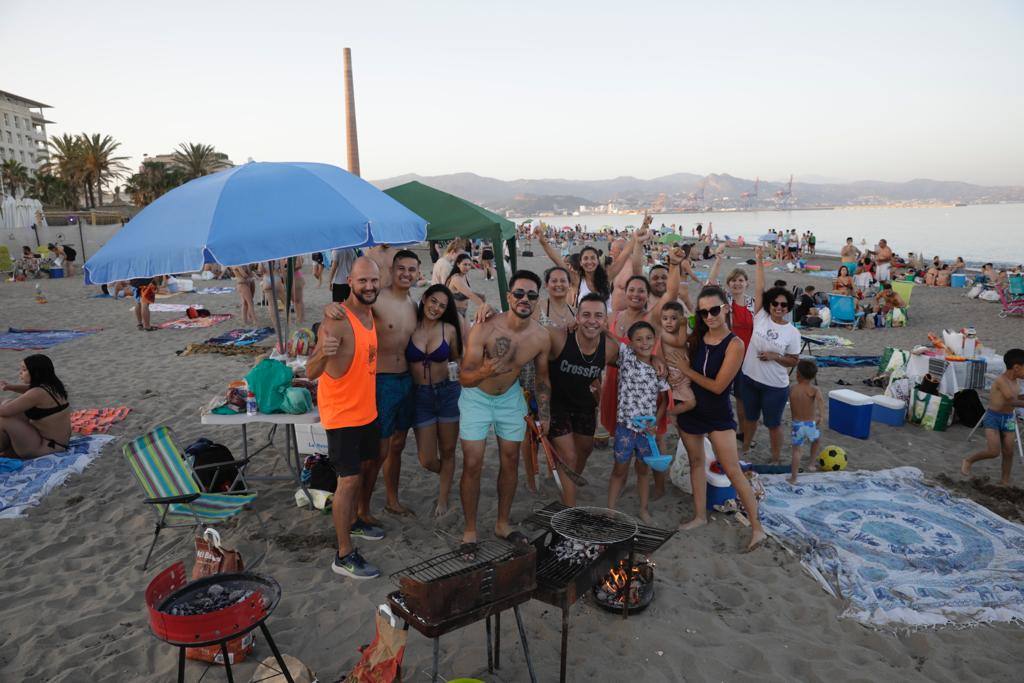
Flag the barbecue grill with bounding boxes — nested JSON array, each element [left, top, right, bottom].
[[145, 562, 294, 683], [388, 540, 538, 682], [526, 503, 677, 683]]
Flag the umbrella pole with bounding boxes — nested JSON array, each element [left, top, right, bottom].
[[267, 261, 285, 352]]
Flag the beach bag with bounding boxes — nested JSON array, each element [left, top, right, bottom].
[[908, 389, 953, 431], [287, 328, 315, 357], [281, 387, 312, 415], [953, 389, 985, 428], [347, 608, 407, 683], [889, 307, 907, 327], [967, 283, 983, 299], [245, 359, 293, 414], [184, 438, 243, 493], [188, 529, 255, 665], [979, 289, 1000, 302], [885, 376, 913, 404]]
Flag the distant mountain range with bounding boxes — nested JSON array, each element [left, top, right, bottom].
[[372, 171, 1024, 215]]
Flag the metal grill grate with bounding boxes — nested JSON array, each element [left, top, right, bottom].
[[535, 552, 592, 589], [526, 502, 676, 555], [550, 506, 639, 545], [390, 540, 516, 586]]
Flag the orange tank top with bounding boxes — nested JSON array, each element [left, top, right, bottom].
[[317, 304, 377, 429]]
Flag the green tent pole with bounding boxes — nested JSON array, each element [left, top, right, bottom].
[[494, 232, 509, 311]]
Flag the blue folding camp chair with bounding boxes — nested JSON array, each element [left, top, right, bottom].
[[828, 294, 863, 328]]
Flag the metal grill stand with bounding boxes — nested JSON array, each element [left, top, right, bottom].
[[526, 503, 677, 683]]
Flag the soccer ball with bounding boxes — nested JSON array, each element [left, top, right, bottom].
[[818, 445, 848, 471]]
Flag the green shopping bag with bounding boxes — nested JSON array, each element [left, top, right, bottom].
[[244, 359, 293, 414], [908, 389, 953, 431]]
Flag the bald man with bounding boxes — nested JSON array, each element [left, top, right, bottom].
[[307, 257, 384, 579]]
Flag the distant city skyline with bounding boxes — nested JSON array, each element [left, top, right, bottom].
[[3, 0, 1023, 186]]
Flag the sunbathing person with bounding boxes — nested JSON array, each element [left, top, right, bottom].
[[0, 355, 72, 459], [834, 265, 854, 296]]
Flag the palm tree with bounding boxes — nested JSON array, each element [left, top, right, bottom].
[[171, 142, 230, 180], [45, 133, 88, 208], [27, 171, 76, 209], [1, 159, 30, 196], [80, 133, 130, 207], [124, 161, 186, 207]]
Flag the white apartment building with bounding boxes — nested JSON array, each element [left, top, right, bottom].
[[0, 90, 54, 172]]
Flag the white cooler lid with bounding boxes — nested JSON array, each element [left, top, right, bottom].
[[871, 395, 905, 409], [828, 389, 873, 406]]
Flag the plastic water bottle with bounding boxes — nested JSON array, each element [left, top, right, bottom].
[[246, 390, 258, 416]]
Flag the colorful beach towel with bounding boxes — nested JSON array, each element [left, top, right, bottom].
[[147, 303, 204, 313], [158, 314, 232, 330], [0, 435, 116, 518], [0, 327, 99, 350], [179, 342, 271, 357], [199, 286, 235, 295], [205, 327, 275, 347], [760, 467, 1024, 628], [71, 406, 131, 435], [802, 334, 854, 348]]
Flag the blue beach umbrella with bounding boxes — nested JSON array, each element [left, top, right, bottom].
[[84, 162, 427, 285]]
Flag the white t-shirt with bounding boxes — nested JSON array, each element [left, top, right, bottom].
[[742, 309, 802, 388], [431, 255, 453, 285]]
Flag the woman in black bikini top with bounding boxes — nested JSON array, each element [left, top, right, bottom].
[[0, 354, 72, 459]]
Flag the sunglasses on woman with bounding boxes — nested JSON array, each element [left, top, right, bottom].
[[697, 305, 723, 318], [770, 300, 790, 310], [511, 289, 540, 301]]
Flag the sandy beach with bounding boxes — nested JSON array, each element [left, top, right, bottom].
[[1, 243, 1023, 683]]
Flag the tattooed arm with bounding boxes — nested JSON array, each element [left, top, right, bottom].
[[533, 330, 553, 434]]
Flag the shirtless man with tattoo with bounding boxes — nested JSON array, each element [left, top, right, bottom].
[[458, 270, 552, 548]]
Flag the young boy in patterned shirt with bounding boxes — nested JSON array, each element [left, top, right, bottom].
[[608, 321, 669, 523]]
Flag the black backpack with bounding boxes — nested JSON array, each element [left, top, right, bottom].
[[953, 390, 985, 428], [184, 438, 243, 493]]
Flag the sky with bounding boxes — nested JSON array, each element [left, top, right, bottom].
[[4, 1, 1023, 185]]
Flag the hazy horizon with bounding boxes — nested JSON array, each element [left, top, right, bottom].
[[4, 1, 1023, 186]]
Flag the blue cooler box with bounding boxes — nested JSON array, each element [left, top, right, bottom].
[[871, 395, 905, 426], [49, 267, 64, 279], [828, 389, 873, 439], [951, 273, 966, 288]]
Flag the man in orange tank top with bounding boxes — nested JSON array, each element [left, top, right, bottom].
[[308, 257, 384, 579]]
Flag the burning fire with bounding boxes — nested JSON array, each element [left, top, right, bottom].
[[597, 559, 654, 607]]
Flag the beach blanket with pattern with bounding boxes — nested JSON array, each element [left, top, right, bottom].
[[147, 303, 204, 313], [71, 406, 131, 435], [0, 435, 116, 518], [198, 286, 235, 295], [0, 327, 99, 350], [205, 327, 275, 347], [760, 467, 1024, 628], [808, 355, 881, 368], [158, 314, 232, 330]]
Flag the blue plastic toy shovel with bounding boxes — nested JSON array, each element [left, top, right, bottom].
[[630, 415, 673, 471]]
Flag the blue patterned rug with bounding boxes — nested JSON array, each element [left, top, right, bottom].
[[0, 436, 115, 518], [760, 467, 1024, 628]]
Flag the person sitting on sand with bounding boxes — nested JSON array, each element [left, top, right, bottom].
[[962, 348, 1024, 485], [788, 360, 824, 484], [875, 283, 904, 317], [0, 355, 72, 459], [834, 265, 855, 296], [936, 265, 951, 287]]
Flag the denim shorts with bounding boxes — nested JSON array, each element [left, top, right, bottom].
[[739, 373, 790, 428], [413, 379, 461, 428]]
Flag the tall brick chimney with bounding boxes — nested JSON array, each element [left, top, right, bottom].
[[343, 47, 360, 177]]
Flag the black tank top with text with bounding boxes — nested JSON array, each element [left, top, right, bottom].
[[550, 332, 606, 413]]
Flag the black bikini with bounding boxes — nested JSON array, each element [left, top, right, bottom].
[[24, 386, 69, 421]]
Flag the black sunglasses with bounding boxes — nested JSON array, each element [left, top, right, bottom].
[[770, 300, 790, 310], [511, 289, 540, 301], [697, 305, 723, 318]]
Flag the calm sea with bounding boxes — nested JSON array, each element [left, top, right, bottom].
[[528, 203, 1024, 265]]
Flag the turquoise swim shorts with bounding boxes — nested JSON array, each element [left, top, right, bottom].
[[458, 384, 527, 442]]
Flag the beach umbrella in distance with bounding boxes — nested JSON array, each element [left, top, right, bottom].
[[84, 162, 427, 285], [659, 233, 682, 244]]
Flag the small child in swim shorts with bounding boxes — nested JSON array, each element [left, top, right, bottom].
[[962, 348, 1024, 485], [788, 359, 824, 484]]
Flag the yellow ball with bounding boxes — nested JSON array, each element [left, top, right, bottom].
[[818, 445, 848, 471]]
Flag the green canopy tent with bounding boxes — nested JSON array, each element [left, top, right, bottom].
[[384, 181, 518, 310]]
